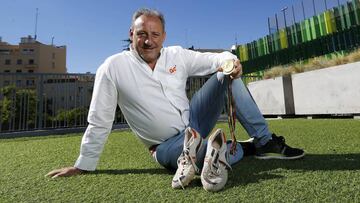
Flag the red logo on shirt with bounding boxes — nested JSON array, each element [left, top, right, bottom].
[[169, 65, 177, 74]]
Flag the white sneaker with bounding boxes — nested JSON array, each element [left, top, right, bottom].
[[201, 129, 231, 192], [172, 127, 203, 189]]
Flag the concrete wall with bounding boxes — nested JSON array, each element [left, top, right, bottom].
[[292, 62, 360, 115], [247, 76, 286, 115], [247, 61, 360, 116]]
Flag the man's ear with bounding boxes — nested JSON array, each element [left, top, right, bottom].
[[129, 28, 133, 38]]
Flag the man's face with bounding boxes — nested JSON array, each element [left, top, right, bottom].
[[130, 15, 166, 65]]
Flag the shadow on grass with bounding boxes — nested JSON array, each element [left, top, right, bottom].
[[81, 153, 359, 191], [89, 168, 172, 175], [228, 153, 360, 187]]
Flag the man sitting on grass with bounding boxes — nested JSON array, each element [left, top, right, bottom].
[[46, 8, 304, 192]]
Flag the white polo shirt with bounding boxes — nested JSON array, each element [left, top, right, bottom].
[[75, 46, 236, 171]]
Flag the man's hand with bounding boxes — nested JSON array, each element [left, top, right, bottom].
[[45, 167, 84, 179], [230, 59, 243, 79], [218, 59, 243, 79]]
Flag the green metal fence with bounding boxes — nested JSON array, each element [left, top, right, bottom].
[[238, 0, 360, 74]]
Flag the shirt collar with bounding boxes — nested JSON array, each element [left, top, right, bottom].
[[130, 45, 164, 65]]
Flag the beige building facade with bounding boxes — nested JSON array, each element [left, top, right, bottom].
[[0, 36, 66, 73]]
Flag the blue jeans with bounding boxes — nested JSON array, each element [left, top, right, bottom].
[[155, 73, 272, 171]]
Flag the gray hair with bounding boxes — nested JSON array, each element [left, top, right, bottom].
[[131, 8, 165, 31]]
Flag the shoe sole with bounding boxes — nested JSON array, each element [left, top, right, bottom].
[[255, 152, 305, 160]]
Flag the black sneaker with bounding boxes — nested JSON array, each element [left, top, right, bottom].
[[239, 138, 256, 157], [226, 139, 257, 157], [255, 134, 305, 160]]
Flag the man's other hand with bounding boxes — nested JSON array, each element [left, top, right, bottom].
[[45, 167, 84, 179], [229, 59, 242, 79], [218, 59, 243, 79]]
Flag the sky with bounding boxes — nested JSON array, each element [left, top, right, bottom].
[[1, 0, 304, 73]]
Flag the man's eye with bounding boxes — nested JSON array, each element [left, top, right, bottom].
[[137, 32, 147, 37]]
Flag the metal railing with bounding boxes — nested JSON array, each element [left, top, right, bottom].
[[269, 0, 350, 33], [238, 0, 360, 74], [0, 73, 262, 133], [0, 73, 95, 132]]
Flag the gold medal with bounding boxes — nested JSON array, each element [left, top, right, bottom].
[[222, 59, 235, 75]]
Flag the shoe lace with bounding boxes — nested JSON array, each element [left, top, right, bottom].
[[176, 149, 198, 189], [272, 134, 288, 153], [273, 134, 286, 145], [206, 152, 225, 179], [178, 148, 199, 174]]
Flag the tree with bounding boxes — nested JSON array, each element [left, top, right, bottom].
[[52, 107, 88, 127], [0, 85, 37, 131], [122, 38, 132, 51]]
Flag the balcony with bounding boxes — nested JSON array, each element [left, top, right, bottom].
[[24, 64, 38, 69]]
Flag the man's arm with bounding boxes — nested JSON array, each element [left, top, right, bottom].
[[46, 61, 118, 178], [180, 48, 238, 77]]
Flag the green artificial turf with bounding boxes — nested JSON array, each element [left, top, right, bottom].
[[1, 119, 359, 202]]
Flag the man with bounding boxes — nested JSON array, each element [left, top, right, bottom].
[[46, 8, 304, 192]]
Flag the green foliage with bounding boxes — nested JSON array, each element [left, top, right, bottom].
[[0, 96, 12, 122], [1, 119, 360, 202], [52, 107, 88, 127], [0, 85, 37, 129], [263, 48, 360, 79], [0, 85, 16, 122]]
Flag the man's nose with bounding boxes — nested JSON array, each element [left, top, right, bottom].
[[144, 38, 153, 46]]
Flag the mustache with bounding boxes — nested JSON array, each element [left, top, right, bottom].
[[142, 44, 157, 49]]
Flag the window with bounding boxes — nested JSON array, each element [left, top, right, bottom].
[[52, 53, 56, 59], [16, 80, 22, 87], [22, 49, 28, 54], [28, 70, 34, 73], [28, 59, 34, 65], [17, 59, 22, 65], [26, 80, 34, 86], [16, 69, 22, 73], [22, 49, 34, 54], [52, 62, 55, 69], [0, 49, 10, 54], [5, 59, 11, 65], [4, 70, 10, 73]]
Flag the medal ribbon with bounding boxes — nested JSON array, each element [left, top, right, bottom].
[[227, 77, 237, 155]]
